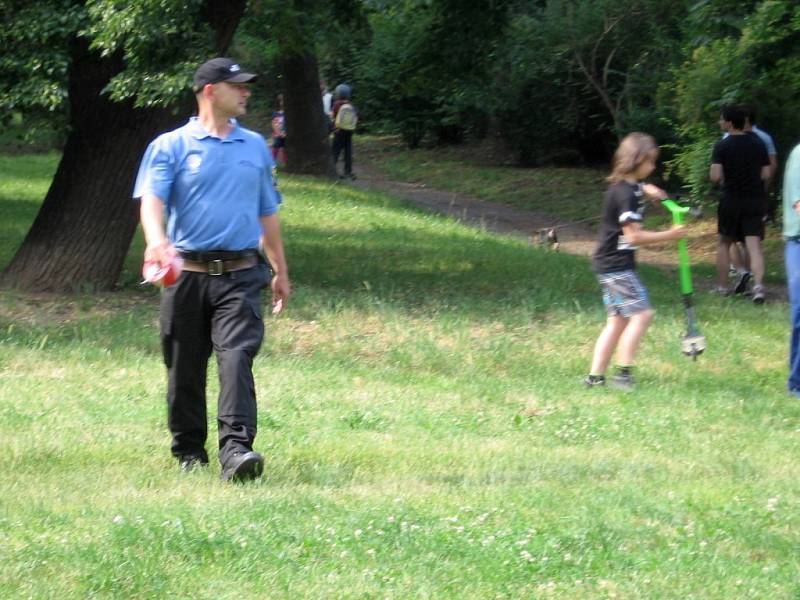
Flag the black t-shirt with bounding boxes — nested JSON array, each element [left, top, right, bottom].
[[711, 133, 769, 201], [592, 181, 644, 273]]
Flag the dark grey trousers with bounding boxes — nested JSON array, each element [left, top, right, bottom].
[[332, 130, 353, 175], [159, 264, 270, 466]]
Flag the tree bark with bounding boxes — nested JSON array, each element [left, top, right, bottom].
[[0, 38, 185, 292], [0, 0, 247, 293], [280, 51, 334, 177]]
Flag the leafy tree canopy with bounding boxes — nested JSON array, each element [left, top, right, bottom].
[[0, 0, 222, 125]]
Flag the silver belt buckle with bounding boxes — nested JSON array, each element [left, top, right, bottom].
[[207, 259, 224, 276]]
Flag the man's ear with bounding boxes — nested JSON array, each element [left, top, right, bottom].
[[200, 83, 215, 101]]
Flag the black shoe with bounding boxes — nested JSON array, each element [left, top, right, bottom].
[[179, 455, 209, 473], [584, 375, 605, 388], [609, 373, 635, 392], [733, 271, 751, 295], [221, 451, 264, 482]]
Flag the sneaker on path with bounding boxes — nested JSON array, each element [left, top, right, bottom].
[[752, 284, 765, 304], [712, 286, 730, 296], [733, 271, 752, 295]]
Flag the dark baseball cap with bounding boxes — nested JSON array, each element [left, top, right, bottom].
[[193, 58, 257, 92]]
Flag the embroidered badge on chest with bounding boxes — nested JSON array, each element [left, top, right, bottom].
[[186, 154, 202, 172]]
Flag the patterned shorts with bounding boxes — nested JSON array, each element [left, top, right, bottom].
[[597, 270, 651, 317]]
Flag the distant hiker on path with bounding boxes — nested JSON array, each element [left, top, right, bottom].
[[710, 105, 771, 303], [332, 83, 358, 179]]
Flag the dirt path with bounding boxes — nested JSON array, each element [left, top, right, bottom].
[[349, 162, 677, 268], [347, 160, 787, 301]]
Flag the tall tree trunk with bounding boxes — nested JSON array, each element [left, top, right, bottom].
[[0, 0, 246, 293], [0, 38, 184, 292], [280, 51, 334, 177]]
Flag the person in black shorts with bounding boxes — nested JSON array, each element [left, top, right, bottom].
[[585, 133, 687, 391], [710, 105, 771, 303]]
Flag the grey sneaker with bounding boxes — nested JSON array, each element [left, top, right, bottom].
[[752, 284, 765, 304], [609, 373, 635, 392], [711, 286, 730, 297], [733, 271, 751, 295]]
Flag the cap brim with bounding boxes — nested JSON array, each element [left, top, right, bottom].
[[223, 73, 257, 84]]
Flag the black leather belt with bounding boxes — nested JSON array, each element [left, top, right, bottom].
[[179, 249, 258, 262], [182, 256, 258, 275]]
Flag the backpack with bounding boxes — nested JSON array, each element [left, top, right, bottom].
[[335, 102, 358, 131]]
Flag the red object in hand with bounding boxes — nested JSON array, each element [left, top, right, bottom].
[[142, 256, 183, 287]]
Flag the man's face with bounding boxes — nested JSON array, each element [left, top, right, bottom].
[[718, 115, 731, 133], [210, 82, 252, 117]]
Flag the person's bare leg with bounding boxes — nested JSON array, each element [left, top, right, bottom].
[[589, 315, 627, 375], [744, 235, 764, 286], [729, 243, 749, 272], [717, 236, 733, 288], [616, 309, 654, 366], [739, 242, 751, 272]]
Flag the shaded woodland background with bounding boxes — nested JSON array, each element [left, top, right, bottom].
[[2, 0, 799, 291]]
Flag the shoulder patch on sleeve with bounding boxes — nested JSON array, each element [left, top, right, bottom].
[[619, 211, 643, 224]]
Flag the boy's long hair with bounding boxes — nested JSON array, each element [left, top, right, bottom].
[[607, 132, 658, 184]]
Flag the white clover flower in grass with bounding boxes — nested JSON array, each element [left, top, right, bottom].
[[354, 529, 363, 538], [766, 497, 779, 511], [112, 515, 124, 525], [519, 550, 534, 562]]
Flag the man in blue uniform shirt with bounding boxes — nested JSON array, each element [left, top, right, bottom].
[[133, 57, 290, 481]]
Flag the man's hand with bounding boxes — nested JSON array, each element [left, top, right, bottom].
[[270, 272, 290, 315], [144, 239, 176, 268], [794, 200, 800, 216]]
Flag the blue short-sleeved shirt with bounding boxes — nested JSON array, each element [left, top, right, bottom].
[[133, 117, 281, 252]]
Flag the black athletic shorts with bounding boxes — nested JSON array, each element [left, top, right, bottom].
[[717, 197, 764, 240]]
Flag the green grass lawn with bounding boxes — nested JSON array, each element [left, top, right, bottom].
[[0, 155, 798, 599]]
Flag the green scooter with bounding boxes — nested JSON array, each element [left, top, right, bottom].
[[662, 199, 706, 360]]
